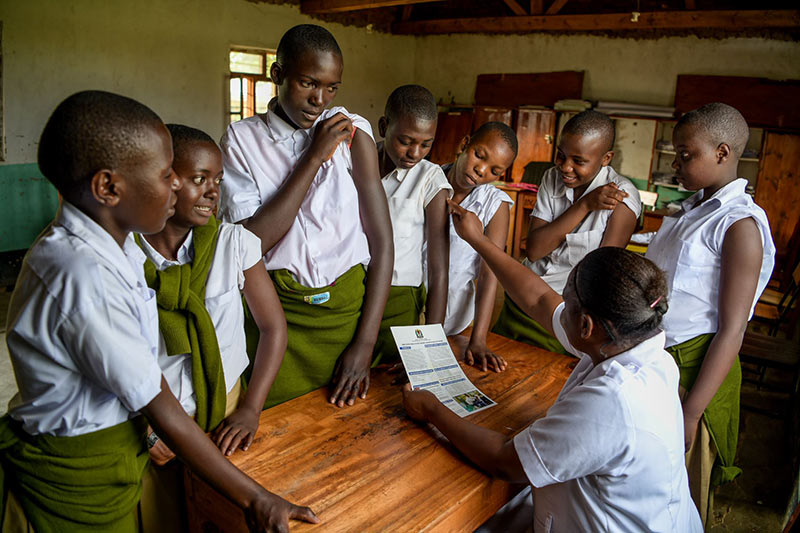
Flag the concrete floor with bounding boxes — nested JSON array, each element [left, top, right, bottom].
[[0, 286, 794, 531]]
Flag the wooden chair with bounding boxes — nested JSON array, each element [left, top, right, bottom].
[[754, 261, 800, 337], [739, 332, 800, 422]]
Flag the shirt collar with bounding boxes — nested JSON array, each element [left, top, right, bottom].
[[264, 98, 321, 144], [58, 201, 147, 288], [680, 177, 747, 213], [138, 230, 194, 268], [384, 166, 410, 182], [583, 330, 667, 382], [554, 166, 611, 203]]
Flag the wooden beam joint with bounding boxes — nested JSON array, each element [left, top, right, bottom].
[[302, 0, 443, 15]]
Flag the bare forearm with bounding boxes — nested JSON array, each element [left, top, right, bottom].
[[425, 268, 448, 325], [526, 203, 590, 262], [240, 328, 286, 412], [682, 327, 745, 419], [470, 265, 497, 344], [353, 244, 393, 346], [243, 153, 324, 254], [422, 399, 525, 482]]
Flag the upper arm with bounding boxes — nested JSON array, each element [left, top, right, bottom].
[[718, 217, 763, 335], [425, 190, 450, 264], [485, 202, 510, 248], [242, 262, 286, 334], [526, 216, 549, 239], [350, 129, 393, 246], [599, 203, 638, 248]]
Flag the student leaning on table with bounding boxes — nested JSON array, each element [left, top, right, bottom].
[[402, 200, 702, 532]]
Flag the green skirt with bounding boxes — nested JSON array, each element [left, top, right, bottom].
[[667, 333, 742, 487], [0, 415, 149, 533], [491, 294, 569, 356], [372, 284, 426, 366], [253, 264, 366, 409]]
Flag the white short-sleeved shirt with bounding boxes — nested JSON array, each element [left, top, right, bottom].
[[382, 158, 452, 287], [525, 166, 642, 295], [218, 101, 374, 288], [138, 223, 262, 417], [645, 178, 775, 347], [5, 202, 163, 437], [425, 183, 513, 335], [513, 303, 702, 532]]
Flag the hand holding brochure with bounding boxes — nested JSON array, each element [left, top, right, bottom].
[[391, 324, 496, 417]]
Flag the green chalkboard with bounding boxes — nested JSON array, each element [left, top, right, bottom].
[[0, 163, 59, 252]]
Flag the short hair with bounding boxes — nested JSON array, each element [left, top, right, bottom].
[[562, 110, 616, 152], [471, 121, 519, 157], [676, 102, 749, 157], [38, 90, 163, 200], [384, 85, 437, 123], [276, 24, 342, 73], [571, 247, 668, 346], [165, 124, 217, 163]]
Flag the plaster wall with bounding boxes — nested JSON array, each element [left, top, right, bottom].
[[0, 0, 414, 165]]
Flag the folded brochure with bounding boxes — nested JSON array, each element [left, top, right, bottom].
[[391, 324, 496, 417]]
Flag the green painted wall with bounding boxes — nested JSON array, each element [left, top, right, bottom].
[[0, 164, 58, 252]]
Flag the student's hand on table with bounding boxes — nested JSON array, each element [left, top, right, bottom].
[[211, 406, 260, 456], [309, 112, 354, 163], [579, 182, 628, 211], [464, 340, 507, 373], [147, 431, 176, 466], [448, 199, 484, 244], [402, 383, 437, 423], [246, 490, 320, 533], [329, 343, 371, 407]]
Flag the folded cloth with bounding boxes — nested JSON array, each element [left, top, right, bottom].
[[372, 284, 426, 366], [492, 294, 569, 356]]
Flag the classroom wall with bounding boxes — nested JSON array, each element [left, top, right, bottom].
[[0, 0, 415, 166], [414, 33, 800, 107]]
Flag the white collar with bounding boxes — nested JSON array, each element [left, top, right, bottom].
[[264, 98, 322, 143], [138, 230, 194, 269], [680, 178, 748, 213], [583, 330, 667, 383], [552, 166, 611, 203]]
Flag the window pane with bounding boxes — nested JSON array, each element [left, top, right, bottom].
[[230, 113, 242, 124], [266, 52, 277, 70], [255, 81, 275, 114], [230, 78, 242, 113], [243, 79, 254, 118], [230, 51, 263, 74]]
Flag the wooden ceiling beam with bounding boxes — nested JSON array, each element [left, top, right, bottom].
[[503, 0, 527, 16], [685, 0, 697, 9], [393, 10, 800, 34], [530, 0, 543, 15], [301, 0, 443, 15], [401, 5, 413, 21], [545, 0, 570, 16]]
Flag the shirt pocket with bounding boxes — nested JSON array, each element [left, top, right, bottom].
[[204, 286, 243, 356], [389, 197, 424, 239], [565, 228, 605, 265], [672, 238, 719, 296]]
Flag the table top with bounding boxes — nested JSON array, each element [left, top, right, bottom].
[[185, 332, 576, 532]]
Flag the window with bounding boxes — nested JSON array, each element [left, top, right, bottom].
[[229, 48, 277, 124]]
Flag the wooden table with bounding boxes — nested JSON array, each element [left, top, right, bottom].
[[185, 332, 576, 532]]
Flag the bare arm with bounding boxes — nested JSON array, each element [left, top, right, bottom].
[[211, 262, 287, 456], [424, 190, 450, 325], [450, 200, 562, 336], [598, 203, 637, 248], [328, 129, 393, 407], [143, 378, 319, 531], [402, 384, 526, 482], [465, 203, 510, 372], [240, 114, 354, 254], [680, 217, 763, 450], [525, 183, 629, 262]]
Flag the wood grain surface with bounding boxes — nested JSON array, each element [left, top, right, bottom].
[[185, 332, 576, 532]]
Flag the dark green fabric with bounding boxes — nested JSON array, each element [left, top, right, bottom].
[[492, 294, 570, 356], [667, 333, 742, 487], [137, 217, 226, 432], [0, 415, 148, 532], [257, 264, 366, 408], [372, 284, 426, 367]]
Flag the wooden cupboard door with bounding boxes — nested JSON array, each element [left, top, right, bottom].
[[510, 109, 556, 183], [755, 132, 800, 258], [472, 107, 513, 132], [429, 110, 473, 165]]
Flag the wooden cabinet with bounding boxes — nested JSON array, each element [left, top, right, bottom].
[[429, 109, 473, 165], [755, 132, 800, 260], [472, 107, 513, 131], [510, 109, 556, 183]]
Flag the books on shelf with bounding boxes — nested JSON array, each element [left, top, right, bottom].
[[595, 101, 676, 118]]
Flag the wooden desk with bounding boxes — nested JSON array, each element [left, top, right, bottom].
[[185, 333, 575, 532]]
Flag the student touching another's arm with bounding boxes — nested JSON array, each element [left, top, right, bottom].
[[212, 261, 287, 456], [424, 189, 450, 325], [329, 129, 393, 407]]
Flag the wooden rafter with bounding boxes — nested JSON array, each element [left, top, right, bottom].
[[301, 0, 443, 14], [545, 0, 569, 15], [401, 5, 413, 20], [503, 0, 527, 16], [393, 9, 800, 34], [685, 0, 697, 9], [530, 0, 543, 15]]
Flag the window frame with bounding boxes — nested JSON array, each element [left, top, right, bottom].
[[228, 46, 277, 125]]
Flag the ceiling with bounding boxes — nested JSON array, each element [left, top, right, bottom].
[[255, 1, 800, 38]]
